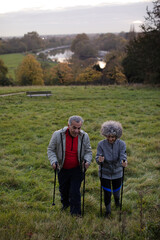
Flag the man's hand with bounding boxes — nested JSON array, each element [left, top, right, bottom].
[[52, 163, 57, 170], [83, 161, 90, 170], [85, 162, 90, 170]]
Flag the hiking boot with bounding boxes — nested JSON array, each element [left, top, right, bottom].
[[104, 212, 111, 218], [61, 205, 69, 211], [115, 198, 120, 208], [105, 211, 111, 218]]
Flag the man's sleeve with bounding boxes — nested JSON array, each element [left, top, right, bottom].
[[47, 131, 58, 166]]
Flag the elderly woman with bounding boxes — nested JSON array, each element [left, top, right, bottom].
[[96, 121, 127, 217]]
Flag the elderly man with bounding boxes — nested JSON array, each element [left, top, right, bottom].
[[47, 115, 92, 216]]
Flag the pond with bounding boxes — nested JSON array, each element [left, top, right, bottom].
[[48, 49, 74, 63]]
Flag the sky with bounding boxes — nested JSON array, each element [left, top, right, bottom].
[[0, 0, 153, 37]]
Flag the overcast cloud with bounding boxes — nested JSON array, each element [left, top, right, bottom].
[[0, 1, 153, 37]]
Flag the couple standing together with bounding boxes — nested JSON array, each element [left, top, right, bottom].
[[47, 115, 127, 217]]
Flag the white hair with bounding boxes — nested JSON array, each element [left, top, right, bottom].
[[101, 121, 123, 138], [68, 116, 84, 126]]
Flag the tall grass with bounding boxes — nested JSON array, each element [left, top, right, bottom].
[[0, 85, 160, 239]]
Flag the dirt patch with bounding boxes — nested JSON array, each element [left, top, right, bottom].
[[0, 92, 25, 97]]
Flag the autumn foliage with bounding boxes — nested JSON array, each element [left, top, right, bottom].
[[45, 63, 74, 85], [103, 51, 127, 84], [0, 59, 13, 86], [76, 67, 102, 84], [16, 54, 44, 85]]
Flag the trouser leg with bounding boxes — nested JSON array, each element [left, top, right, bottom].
[[101, 178, 111, 214], [112, 178, 122, 207], [58, 169, 70, 208], [69, 167, 82, 215]]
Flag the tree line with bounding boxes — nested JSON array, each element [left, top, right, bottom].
[[122, 0, 160, 84], [0, 32, 75, 54], [0, 1, 159, 86]]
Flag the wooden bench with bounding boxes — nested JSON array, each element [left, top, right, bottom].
[[26, 91, 52, 97]]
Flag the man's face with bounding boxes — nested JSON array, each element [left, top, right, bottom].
[[68, 121, 82, 137]]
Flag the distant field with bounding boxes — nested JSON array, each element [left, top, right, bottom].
[[0, 53, 56, 80], [0, 53, 25, 79], [0, 85, 160, 240]]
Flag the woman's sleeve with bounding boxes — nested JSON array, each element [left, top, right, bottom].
[[95, 142, 104, 165], [119, 141, 127, 163]]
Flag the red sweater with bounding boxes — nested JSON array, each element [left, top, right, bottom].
[[63, 129, 79, 169]]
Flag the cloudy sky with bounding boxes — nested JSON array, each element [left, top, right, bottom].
[[0, 0, 153, 37]]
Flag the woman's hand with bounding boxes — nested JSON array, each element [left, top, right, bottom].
[[122, 161, 127, 168], [99, 155, 104, 163]]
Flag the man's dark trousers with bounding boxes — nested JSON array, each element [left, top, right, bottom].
[[58, 166, 82, 215]]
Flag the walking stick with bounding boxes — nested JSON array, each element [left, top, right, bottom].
[[100, 161, 103, 217], [52, 163, 57, 206], [119, 164, 125, 221], [82, 160, 86, 216]]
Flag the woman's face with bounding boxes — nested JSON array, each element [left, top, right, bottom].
[[106, 135, 117, 144]]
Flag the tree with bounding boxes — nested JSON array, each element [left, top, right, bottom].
[[0, 59, 13, 86], [22, 32, 44, 52], [76, 67, 102, 84], [123, 0, 160, 84], [0, 59, 8, 76], [71, 33, 97, 60], [71, 33, 89, 51], [0, 38, 26, 54], [70, 55, 97, 81], [128, 24, 137, 41], [95, 33, 127, 51], [16, 54, 44, 85], [141, 0, 160, 32], [45, 63, 74, 85], [103, 51, 127, 84]]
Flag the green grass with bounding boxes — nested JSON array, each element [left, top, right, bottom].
[[0, 53, 25, 79], [0, 53, 56, 81], [0, 85, 160, 240]]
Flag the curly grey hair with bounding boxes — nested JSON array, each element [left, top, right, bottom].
[[68, 116, 84, 126], [101, 120, 123, 138]]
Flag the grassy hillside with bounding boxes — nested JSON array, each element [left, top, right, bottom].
[[0, 53, 25, 79], [0, 85, 159, 240], [0, 53, 56, 81]]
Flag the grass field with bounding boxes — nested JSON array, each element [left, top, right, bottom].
[[0, 53, 25, 79], [0, 85, 160, 240], [0, 53, 56, 81]]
